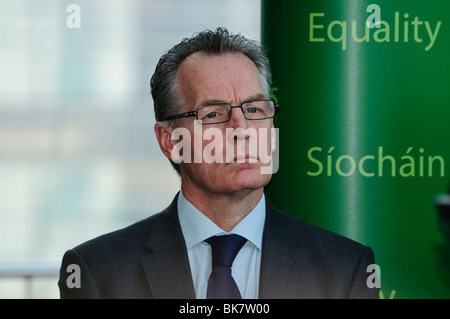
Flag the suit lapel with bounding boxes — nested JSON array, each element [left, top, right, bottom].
[[259, 202, 306, 298], [141, 194, 196, 299]]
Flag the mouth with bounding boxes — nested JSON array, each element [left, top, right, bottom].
[[227, 154, 259, 164]]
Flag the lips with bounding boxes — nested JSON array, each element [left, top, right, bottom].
[[228, 154, 259, 164]]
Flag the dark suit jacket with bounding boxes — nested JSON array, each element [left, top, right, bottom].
[[58, 193, 379, 298]]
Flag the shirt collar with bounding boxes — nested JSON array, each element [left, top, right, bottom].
[[177, 191, 266, 250]]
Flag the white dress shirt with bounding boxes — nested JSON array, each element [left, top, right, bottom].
[[177, 191, 266, 299]]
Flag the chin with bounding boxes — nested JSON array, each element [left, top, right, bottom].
[[229, 167, 271, 191]]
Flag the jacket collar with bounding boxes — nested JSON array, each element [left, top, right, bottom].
[[141, 193, 196, 299]]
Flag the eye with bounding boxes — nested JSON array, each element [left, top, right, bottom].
[[198, 104, 230, 122], [246, 107, 260, 114], [205, 112, 218, 118]]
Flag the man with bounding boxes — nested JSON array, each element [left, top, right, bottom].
[[58, 27, 378, 299]]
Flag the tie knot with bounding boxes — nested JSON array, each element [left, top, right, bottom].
[[205, 234, 247, 268]]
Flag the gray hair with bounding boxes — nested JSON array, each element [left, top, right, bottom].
[[150, 27, 272, 174]]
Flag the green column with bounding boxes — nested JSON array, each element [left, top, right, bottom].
[[263, 0, 450, 298]]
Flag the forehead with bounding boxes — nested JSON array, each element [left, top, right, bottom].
[[176, 52, 263, 107]]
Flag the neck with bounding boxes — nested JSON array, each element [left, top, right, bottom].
[[181, 184, 264, 232]]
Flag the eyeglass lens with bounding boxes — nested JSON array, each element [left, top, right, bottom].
[[197, 101, 275, 123]]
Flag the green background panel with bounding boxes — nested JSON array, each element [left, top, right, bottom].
[[263, 0, 450, 298]]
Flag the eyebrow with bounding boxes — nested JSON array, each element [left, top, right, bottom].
[[200, 94, 267, 106]]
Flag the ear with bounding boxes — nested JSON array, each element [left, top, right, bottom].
[[154, 122, 177, 161]]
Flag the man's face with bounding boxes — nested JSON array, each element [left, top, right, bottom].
[[174, 52, 274, 195]]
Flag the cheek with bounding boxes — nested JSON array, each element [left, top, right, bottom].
[[201, 128, 226, 163], [181, 161, 222, 182], [253, 126, 274, 158]]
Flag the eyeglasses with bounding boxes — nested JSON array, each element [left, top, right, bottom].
[[158, 100, 279, 125]]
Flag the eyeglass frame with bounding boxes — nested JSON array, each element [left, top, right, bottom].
[[157, 99, 280, 124]]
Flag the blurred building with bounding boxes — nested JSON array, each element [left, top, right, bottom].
[[0, 0, 260, 298]]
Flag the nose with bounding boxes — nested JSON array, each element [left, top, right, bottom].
[[226, 106, 251, 144], [227, 106, 249, 130]]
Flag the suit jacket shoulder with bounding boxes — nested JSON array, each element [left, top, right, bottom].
[[58, 194, 195, 299], [259, 202, 378, 299]]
